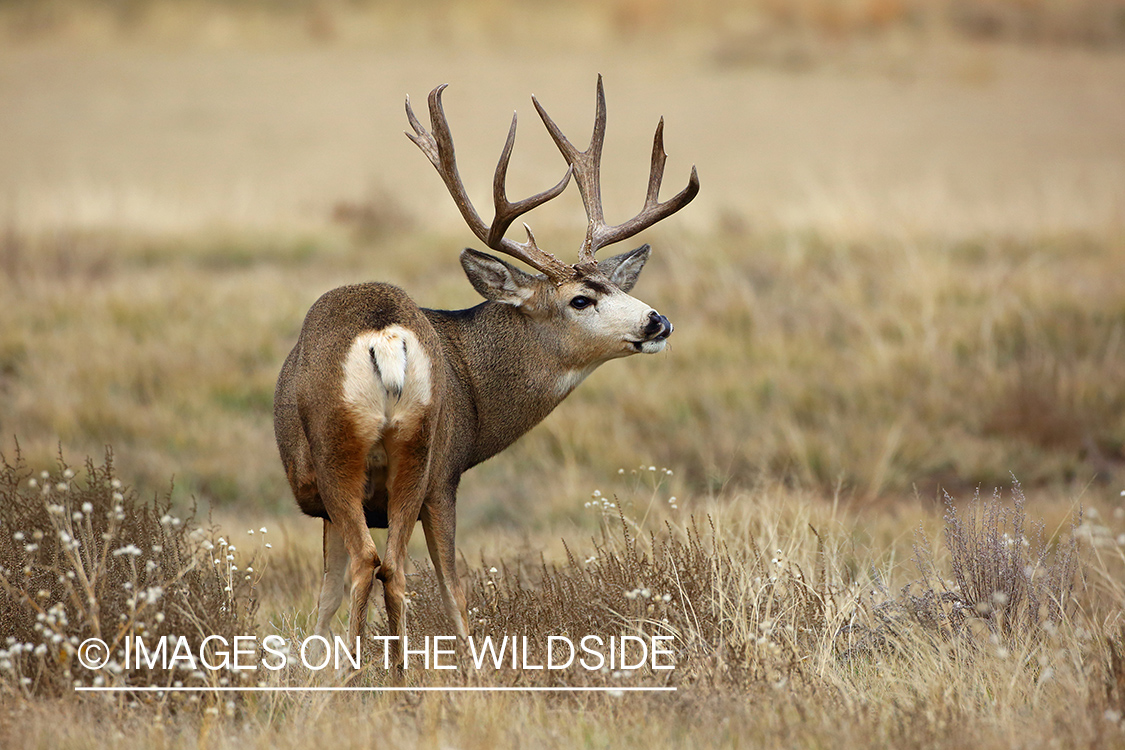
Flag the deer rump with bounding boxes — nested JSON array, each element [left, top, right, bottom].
[[274, 282, 439, 531]]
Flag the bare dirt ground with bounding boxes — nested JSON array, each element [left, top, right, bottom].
[[2, 37, 1124, 239]]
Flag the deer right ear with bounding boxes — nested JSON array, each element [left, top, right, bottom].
[[460, 249, 538, 306]]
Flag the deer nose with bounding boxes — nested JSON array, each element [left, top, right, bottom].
[[645, 311, 673, 339]]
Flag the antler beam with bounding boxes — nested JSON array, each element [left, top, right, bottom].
[[533, 75, 699, 268], [405, 84, 575, 282]]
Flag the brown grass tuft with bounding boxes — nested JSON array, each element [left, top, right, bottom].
[[0, 446, 258, 697]]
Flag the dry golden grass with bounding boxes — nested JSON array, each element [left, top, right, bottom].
[[3, 452, 1124, 749], [2, 225, 1121, 515]]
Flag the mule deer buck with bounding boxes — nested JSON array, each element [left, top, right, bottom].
[[273, 76, 698, 662]]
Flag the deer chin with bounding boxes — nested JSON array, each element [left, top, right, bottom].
[[630, 337, 668, 354]]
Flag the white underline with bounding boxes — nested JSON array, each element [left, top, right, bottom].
[[75, 685, 675, 693]]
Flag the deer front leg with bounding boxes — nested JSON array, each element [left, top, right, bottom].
[[420, 497, 469, 640]]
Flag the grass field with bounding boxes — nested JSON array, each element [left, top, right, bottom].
[[2, 1, 1125, 747]]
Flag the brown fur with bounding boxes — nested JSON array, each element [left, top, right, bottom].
[[273, 247, 669, 666]]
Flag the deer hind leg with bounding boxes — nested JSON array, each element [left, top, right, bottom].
[[310, 419, 382, 651], [313, 519, 350, 640], [420, 499, 469, 640], [377, 432, 432, 669]]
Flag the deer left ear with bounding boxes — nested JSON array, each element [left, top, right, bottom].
[[598, 244, 651, 293], [460, 248, 537, 306]]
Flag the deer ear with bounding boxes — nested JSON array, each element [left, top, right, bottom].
[[598, 244, 650, 293], [460, 249, 538, 306]]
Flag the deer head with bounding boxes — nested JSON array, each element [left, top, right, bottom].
[[405, 75, 699, 370]]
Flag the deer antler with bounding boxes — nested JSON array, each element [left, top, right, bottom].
[[533, 75, 699, 269], [405, 85, 576, 282]]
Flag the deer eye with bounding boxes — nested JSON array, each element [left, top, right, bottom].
[[569, 295, 594, 310]]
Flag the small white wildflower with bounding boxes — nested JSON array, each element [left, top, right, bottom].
[[81, 502, 93, 513], [111, 479, 122, 489], [265, 543, 272, 549], [112, 492, 123, 502], [259, 527, 267, 534], [648, 466, 656, 472], [56, 483, 68, 492], [27, 479, 37, 489], [12, 532, 23, 541], [72, 511, 83, 521], [489, 567, 498, 573], [247, 529, 254, 535]]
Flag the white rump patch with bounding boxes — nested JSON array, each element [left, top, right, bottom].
[[341, 325, 433, 444]]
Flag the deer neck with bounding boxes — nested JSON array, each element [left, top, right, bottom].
[[428, 302, 594, 467]]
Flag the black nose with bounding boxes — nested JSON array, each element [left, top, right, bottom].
[[645, 311, 673, 339]]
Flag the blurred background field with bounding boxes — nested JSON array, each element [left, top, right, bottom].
[[2, 0, 1122, 519], [2, 1, 1125, 748]]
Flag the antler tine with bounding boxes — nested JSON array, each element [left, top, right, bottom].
[[594, 118, 700, 256], [488, 112, 574, 249], [533, 75, 699, 267], [533, 75, 607, 266], [405, 85, 575, 282]]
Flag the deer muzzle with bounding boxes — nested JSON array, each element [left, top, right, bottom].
[[645, 311, 673, 341]]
